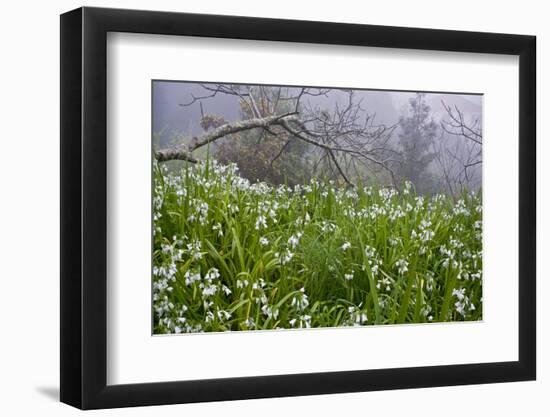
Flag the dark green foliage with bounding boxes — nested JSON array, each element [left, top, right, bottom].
[[396, 93, 438, 193]]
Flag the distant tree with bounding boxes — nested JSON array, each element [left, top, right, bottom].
[[433, 101, 482, 196], [396, 93, 438, 192]]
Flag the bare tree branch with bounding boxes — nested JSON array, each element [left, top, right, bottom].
[[433, 101, 483, 196], [441, 100, 482, 145], [164, 85, 398, 187], [155, 112, 297, 162]]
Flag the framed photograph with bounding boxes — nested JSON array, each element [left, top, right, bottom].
[[60, 6, 536, 409]]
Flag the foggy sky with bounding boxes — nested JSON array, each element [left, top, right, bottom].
[[152, 81, 482, 144]]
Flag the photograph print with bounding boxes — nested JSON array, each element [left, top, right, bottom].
[[152, 81, 483, 334]]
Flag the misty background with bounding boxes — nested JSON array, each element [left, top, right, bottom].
[[153, 81, 482, 196]]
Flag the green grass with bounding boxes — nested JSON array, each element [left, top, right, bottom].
[[153, 160, 482, 334]]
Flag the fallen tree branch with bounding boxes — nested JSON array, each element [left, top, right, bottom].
[[156, 109, 396, 186], [155, 112, 297, 162]]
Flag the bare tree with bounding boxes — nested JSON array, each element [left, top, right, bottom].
[[155, 84, 398, 187], [434, 101, 482, 195]]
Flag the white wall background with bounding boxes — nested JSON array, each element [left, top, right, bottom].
[[0, 1, 545, 415]]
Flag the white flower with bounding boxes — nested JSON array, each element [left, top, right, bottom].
[[388, 237, 400, 247], [298, 315, 312, 328], [291, 288, 309, 311], [212, 222, 223, 237], [455, 301, 466, 317], [255, 215, 267, 230], [452, 288, 466, 301], [184, 270, 201, 286], [355, 313, 368, 324], [279, 249, 294, 265], [205, 311, 215, 323], [287, 233, 302, 249], [395, 258, 409, 275], [348, 306, 368, 325], [261, 305, 279, 320], [187, 239, 202, 260], [259, 236, 269, 246], [242, 317, 255, 328], [420, 229, 434, 242], [371, 264, 379, 276], [344, 273, 354, 281], [201, 283, 218, 297], [341, 242, 351, 251], [236, 279, 249, 289], [217, 310, 232, 320], [227, 203, 239, 213], [364, 245, 377, 259], [204, 268, 220, 282], [420, 219, 432, 230]]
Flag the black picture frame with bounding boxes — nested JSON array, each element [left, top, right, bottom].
[[60, 6, 536, 410]]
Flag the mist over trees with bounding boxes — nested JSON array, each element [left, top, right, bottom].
[[394, 93, 438, 194], [152, 83, 484, 333], [153, 82, 482, 196]]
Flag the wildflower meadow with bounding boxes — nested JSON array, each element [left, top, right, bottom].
[[152, 159, 482, 334]]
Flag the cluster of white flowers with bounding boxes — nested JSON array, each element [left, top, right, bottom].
[[439, 245, 458, 269], [291, 287, 309, 311], [395, 258, 409, 275], [227, 202, 239, 214], [415, 196, 425, 210], [378, 187, 398, 202], [261, 304, 279, 320], [419, 229, 435, 242], [452, 287, 476, 317], [289, 288, 311, 328], [344, 272, 354, 281], [376, 275, 392, 292], [320, 220, 337, 233], [388, 237, 401, 247], [364, 245, 377, 259], [255, 214, 267, 230], [187, 199, 209, 225], [152, 159, 483, 332], [287, 232, 303, 249], [388, 206, 406, 222], [152, 235, 189, 330], [424, 271, 435, 292], [347, 305, 368, 326], [453, 199, 471, 216], [186, 239, 203, 261], [363, 245, 382, 277], [184, 270, 201, 286], [212, 222, 223, 237], [403, 180, 414, 195], [365, 203, 388, 220], [275, 249, 294, 265]]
